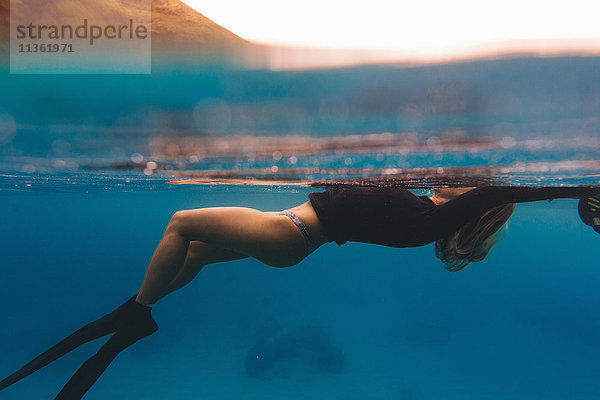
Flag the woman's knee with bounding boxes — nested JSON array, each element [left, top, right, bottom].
[[166, 210, 193, 237]]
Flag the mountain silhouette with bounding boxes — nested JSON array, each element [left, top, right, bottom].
[[0, 0, 264, 69], [152, 0, 245, 49], [0, 0, 7, 53]]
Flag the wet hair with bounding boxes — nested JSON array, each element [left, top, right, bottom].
[[435, 203, 516, 272]]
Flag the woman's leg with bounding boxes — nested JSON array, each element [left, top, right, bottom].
[[0, 206, 316, 395], [159, 241, 247, 298], [136, 207, 308, 305]]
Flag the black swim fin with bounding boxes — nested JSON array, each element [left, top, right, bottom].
[[0, 307, 121, 390], [0, 295, 157, 398], [578, 194, 600, 234], [55, 314, 158, 399]]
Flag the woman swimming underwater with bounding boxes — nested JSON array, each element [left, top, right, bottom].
[[1, 184, 599, 398]]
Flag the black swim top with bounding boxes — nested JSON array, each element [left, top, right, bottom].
[[308, 186, 600, 248]]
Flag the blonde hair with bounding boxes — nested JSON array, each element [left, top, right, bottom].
[[435, 203, 516, 272]]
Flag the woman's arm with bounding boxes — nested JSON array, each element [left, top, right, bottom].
[[419, 185, 600, 241], [430, 187, 476, 205]]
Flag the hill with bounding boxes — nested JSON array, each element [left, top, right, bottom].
[[0, 0, 264, 70]]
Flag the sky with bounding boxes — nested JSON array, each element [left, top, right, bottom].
[[182, 0, 599, 57]]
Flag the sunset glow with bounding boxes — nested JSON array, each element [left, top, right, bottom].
[[182, 0, 599, 58]]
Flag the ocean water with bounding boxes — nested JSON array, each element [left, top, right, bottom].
[[0, 173, 599, 400], [1, 56, 600, 399]]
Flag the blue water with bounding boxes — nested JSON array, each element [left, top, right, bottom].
[[1, 175, 599, 399], [1, 56, 600, 398]]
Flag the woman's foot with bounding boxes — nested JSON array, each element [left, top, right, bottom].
[[111, 295, 158, 335], [54, 298, 158, 399]]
